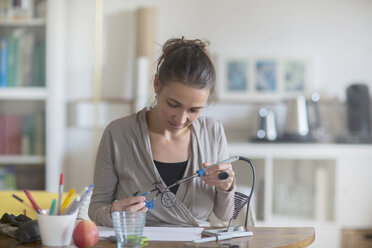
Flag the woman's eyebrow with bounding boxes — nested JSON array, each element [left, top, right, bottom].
[[168, 98, 204, 109]]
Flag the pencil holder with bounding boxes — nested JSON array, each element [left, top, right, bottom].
[[37, 210, 78, 246]]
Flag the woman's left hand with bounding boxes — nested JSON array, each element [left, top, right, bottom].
[[201, 161, 235, 191]]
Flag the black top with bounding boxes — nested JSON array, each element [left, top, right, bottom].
[[154, 160, 188, 195]]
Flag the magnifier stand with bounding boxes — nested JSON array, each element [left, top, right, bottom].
[[201, 191, 253, 239], [191, 157, 256, 244]]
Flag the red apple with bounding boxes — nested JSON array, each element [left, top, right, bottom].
[[73, 220, 99, 248]]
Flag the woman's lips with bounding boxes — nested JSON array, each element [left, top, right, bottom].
[[168, 121, 183, 129]]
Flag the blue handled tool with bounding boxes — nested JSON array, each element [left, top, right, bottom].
[[139, 192, 155, 210], [163, 156, 239, 192]]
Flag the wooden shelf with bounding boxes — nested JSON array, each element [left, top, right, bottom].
[[0, 155, 45, 164], [228, 142, 372, 159], [0, 18, 46, 26], [0, 87, 47, 100]]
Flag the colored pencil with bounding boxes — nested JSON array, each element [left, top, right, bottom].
[[61, 188, 75, 214], [12, 194, 34, 210], [49, 199, 57, 216], [24, 190, 42, 214], [63, 196, 81, 215], [57, 173, 64, 215]]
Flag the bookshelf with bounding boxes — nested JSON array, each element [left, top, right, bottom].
[[0, 0, 64, 192]]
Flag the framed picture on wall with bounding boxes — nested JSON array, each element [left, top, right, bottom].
[[254, 59, 278, 93], [217, 57, 250, 99], [281, 58, 309, 92], [227, 60, 249, 92], [216, 55, 311, 102]]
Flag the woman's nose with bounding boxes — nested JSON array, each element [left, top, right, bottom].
[[175, 110, 188, 124]]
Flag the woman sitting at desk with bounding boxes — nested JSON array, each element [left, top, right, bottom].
[[88, 37, 236, 227]]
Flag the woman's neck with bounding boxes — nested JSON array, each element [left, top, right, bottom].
[[146, 108, 190, 139], [146, 108, 192, 162]]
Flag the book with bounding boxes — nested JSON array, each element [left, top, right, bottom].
[[34, 111, 45, 155], [0, 115, 5, 154], [27, 114, 35, 154], [16, 164, 45, 190], [4, 165, 16, 190], [22, 114, 31, 154], [24, 33, 35, 86], [0, 37, 8, 87], [0, 167, 5, 189], [4, 115, 23, 154], [16, 31, 25, 86], [6, 35, 16, 86], [11, 29, 22, 87], [0, 113, 45, 155], [31, 39, 45, 86]]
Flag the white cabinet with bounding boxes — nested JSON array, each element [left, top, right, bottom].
[[0, 0, 64, 192], [337, 157, 372, 226], [228, 143, 372, 248]]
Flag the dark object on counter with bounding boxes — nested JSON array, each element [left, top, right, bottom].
[[346, 83, 372, 143], [0, 213, 31, 227], [15, 219, 40, 244], [0, 213, 40, 243], [254, 108, 277, 141]]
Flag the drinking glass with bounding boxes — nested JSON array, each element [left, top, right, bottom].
[[111, 211, 146, 248]]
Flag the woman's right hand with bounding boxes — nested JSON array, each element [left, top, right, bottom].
[[110, 196, 148, 213]]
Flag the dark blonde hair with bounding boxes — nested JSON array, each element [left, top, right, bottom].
[[156, 37, 216, 102]]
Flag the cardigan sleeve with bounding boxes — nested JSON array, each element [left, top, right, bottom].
[[212, 121, 236, 221], [88, 126, 118, 227]]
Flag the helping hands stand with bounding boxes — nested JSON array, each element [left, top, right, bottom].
[[196, 156, 256, 243], [198, 192, 254, 242]]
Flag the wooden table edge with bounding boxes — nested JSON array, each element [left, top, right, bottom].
[[277, 227, 315, 248]]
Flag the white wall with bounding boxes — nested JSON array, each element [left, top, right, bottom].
[[62, 0, 372, 201], [66, 0, 372, 100], [100, 0, 372, 98]]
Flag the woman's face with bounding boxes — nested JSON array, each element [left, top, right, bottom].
[[155, 81, 210, 132]]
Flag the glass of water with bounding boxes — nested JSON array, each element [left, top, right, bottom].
[[111, 211, 146, 248]]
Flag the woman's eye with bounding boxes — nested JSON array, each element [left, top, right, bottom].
[[189, 108, 200, 113], [167, 102, 178, 108]]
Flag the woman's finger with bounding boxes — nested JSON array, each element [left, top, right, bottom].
[[204, 167, 234, 181], [111, 196, 146, 212], [203, 174, 234, 186], [125, 201, 147, 212], [204, 163, 232, 176], [202, 167, 235, 190]]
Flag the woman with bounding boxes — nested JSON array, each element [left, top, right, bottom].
[[88, 37, 236, 227]]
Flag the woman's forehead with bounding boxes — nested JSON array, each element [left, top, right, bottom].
[[162, 82, 210, 106]]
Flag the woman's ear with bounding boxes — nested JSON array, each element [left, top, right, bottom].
[[153, 75, 160, 94]]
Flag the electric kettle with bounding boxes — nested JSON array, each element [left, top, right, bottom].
[[255, 107, 277, 141], [280, 93, 323, 142]]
